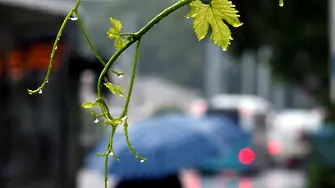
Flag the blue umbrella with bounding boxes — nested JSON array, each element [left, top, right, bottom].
[[85, 114, 249, 180]]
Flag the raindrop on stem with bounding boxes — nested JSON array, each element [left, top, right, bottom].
[[69, 13, 78, 21]]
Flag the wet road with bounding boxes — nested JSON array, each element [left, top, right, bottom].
[[200, 169, 306, 188], [78, 169, 306, 188]]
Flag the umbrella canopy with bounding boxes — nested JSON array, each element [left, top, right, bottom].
[[85, 114, 250, 180]]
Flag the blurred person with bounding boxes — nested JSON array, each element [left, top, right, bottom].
[[115, 174, 182, 188]]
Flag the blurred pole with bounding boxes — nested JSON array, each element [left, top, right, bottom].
[[285, 84, 294, 108], [273, 82, 285, 110], [223, 53, 239, 94], [241, 51, 256, 95], [221, 52, 231, 93], [330, 0, 335, 103], [256, 46, 272, 100], [205, 38, 223, 100]]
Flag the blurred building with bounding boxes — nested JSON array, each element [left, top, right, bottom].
[[0, 1, 110, 188]]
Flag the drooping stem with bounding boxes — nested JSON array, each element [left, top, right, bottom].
[[120, 40, 146, 160], [27, 0, 81, 94], [120, 39, 141, 118], [75, 12, 124, 77], [124, 119, 147, 161]]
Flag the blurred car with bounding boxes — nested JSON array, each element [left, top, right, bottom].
[[190, 94, 276, 174], [267, 109, 325, 168]]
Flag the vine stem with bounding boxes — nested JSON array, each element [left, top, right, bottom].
[[75, 12, 124, 77], [103, 126, 116, 188], [96, 1, 194, 185], [96, 0, 194, 98], [120, 39, 141, 118], [120, 40, 146, 160], [102, 39, 143, 188], [27, 0, 81, 94], [120, 33, 135, 37]]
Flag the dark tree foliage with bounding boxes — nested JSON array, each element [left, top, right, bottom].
[[231, 0, 330, 114], [230, 1, 334, 187]]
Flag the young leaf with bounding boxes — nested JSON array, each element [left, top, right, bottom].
[[188, 0, 242, 51], [107, 17, 126, 50], [82, 102, 95, 108], [115, 37, 126, 51], [104, 82, 126, 98]]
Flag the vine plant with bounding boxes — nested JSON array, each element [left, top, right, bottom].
[[27, 0, 283, 187]]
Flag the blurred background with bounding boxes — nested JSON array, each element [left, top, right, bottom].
[[0, 0, 333, 187]]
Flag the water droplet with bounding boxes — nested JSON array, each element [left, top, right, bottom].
[[237, 23, 243, 27], [38, 89, 43, 94], [46, 80, 49, 83], [279, 0, 284, 7], [185, 16, 190, 19], [94, 118, 99, 123], [69, 13, 78, 21], [109, 152, 114, 156], [118, 74, 124, 78], [55, 46, 58, 50], [140, 160, 145, 163], [121, 116, 127, 121]]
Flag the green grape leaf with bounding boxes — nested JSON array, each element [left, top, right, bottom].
[[188, 0, 242, 51], [82, 102, 95, 109], [107, 17, 126, 50], [104, 82, 126, 98]]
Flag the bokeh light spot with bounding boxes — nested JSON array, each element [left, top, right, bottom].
[[238, 148, 255, 165]]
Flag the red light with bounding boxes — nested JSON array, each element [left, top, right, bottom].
[[238, 148, 255, 165], [267, 141, 281, 155], [238, 178, 253, 188]]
